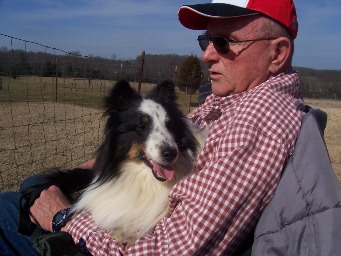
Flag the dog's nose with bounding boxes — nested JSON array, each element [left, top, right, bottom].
[[162, 147, 177, 162]]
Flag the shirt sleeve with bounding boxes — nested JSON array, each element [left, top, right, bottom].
[[67, 212, 124, 255], [68, 123, 287, 255]]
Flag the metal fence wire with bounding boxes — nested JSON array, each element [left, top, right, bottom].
[[0, 34, 185, 191]]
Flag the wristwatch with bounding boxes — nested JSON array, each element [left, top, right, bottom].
[[52, 207, 72, 232]]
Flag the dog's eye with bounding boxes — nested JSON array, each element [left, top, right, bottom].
[[165, 116, 171, 124], [139, 115, 150, 129], [177, 141, 187, 151]]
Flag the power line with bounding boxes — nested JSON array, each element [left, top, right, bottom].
[[0, 32, 113, 61]]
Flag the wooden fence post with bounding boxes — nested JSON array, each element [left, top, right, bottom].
[[138, 50, 145, 95], [55, 57, 58, 102]]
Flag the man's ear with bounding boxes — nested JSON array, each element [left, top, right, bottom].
[[269, 37, 293, 74]]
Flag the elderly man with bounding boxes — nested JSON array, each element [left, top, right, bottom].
[[2, 0, 328, 255]]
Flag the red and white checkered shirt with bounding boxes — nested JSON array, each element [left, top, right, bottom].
[[68, 71, 305, 255]]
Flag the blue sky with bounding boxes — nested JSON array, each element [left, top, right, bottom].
[[0, 0, 340, 70]]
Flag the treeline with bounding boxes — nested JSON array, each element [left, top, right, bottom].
[[0, 47, 340, 99], [0, 48, 204, 85], [296, 67, 341, 99]]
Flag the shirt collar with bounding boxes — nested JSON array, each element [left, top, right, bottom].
[[201, 70, 300, 123]]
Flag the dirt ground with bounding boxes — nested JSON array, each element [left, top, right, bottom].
[[0, 99, 340, 191]]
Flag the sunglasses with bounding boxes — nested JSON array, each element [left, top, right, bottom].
[[197, 35, 277, 54]]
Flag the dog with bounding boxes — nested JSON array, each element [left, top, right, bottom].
[[21, 79, 206, 244]]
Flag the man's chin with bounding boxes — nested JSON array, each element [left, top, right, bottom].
[[211, 83, 233, 97]]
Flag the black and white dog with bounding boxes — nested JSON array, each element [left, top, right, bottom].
[[21, 80, 206, 244]]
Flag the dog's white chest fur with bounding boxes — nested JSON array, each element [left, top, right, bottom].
[[73, 161, 176, 243]]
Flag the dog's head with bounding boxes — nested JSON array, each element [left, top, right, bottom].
[[94, 80, 198, 184]]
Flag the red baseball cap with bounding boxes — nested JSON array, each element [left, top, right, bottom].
[[178, 0, 298, 38]]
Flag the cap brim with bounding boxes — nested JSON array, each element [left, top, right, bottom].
[[179, 3, 258, 30]]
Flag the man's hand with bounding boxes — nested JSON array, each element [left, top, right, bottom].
[[29, 185, 72, 232], [77, 158, 96, 169]]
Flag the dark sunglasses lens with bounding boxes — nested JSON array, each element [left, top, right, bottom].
[[212, 37, 229, 54], [197, 35, 209, 51], [197, 35, 229, 54]]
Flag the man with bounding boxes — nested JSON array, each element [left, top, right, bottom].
[[2, 0, 306, 255]]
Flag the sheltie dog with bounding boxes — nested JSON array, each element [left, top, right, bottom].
[[22, 79, 206, 244]]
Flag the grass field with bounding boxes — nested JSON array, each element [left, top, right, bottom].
[[0, 76, 193, 112], [305, 99, 341, 182], [0, 76, 340, 190]]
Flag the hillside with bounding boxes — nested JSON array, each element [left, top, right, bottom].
[[0, 48, 340, 99], [295, 67, 341, 99]]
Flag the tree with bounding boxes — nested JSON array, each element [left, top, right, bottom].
[[177, 55, 203, 94], [43, 61, 56, 77], [0, 46, 8, 52], [111, 54, 117, 60]]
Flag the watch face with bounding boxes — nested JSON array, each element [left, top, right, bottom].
[[52, 208, 71, 232], [54, 212, 64, 224]]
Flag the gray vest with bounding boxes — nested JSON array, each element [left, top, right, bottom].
[[252, 111, 341, 255]]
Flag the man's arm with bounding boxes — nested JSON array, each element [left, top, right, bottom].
[[64, 126, 288, 255], [29, 158, 96, 231], [76, 158, 96, 170], [30, 108, 299, 255], [29, 185, 72, 232]]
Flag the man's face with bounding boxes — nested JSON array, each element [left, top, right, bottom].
[[202, 16, 274, 97]]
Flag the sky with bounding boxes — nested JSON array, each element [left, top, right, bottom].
[[0, 0, 340, 70]]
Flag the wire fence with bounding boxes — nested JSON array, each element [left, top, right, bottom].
[[0, 33, 194, 191], [0, 75, 108, 191]]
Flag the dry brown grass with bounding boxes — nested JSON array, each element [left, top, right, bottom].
[[0, 102, 103, 191], [305, 99, 341, 183], [0, 98, 340, 191]]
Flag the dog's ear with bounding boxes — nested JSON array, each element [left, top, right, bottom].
[[104, 80, 141, 113], [147, 79, 176, 104]]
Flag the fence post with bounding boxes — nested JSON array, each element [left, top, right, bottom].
[[138, 50, 145, 95], [55, 57, 58, 102]]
